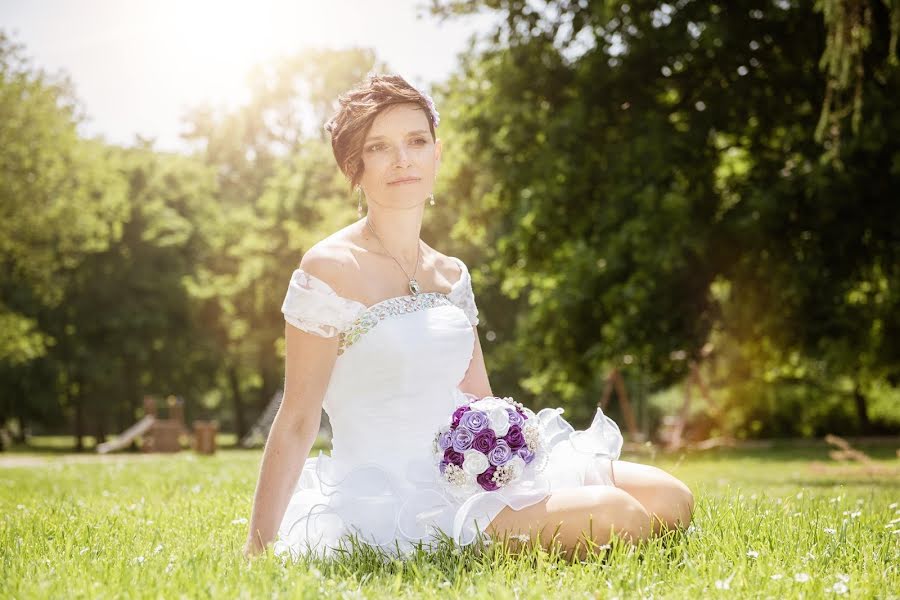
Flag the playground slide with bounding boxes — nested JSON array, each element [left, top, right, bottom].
[[96, 415, 156, 454]]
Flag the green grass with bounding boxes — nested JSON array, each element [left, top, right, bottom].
[[1, 443, 897, 599]]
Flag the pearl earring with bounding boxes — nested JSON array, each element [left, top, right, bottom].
[[428, 193, 435, 206]]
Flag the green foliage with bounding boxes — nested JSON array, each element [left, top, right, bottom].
[[433, 0, 900, 435]]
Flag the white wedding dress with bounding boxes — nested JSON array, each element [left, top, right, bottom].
[[273, 256, 623, 561]]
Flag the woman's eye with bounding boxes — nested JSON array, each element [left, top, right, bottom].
[[411, 138, 427, 146], [366, 143, 385, 152]]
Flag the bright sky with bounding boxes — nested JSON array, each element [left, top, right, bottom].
[[1, 0, 497, 154]]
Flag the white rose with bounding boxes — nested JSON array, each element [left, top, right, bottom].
[[470, 397, 505, 411], [462, 449, 489, 476], [506, 455, 526, 479], [488, 407, 510, 437]]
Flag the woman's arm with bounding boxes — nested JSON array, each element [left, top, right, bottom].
[[243, 408, 320, 557], [457, 326, 493, 399], [243, 316, 340, 558]]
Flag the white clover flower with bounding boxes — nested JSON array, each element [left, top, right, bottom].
[[746, 549, 759, 559], [794, 573, 810, 583], [134, 556, 145, 565], [823, 527, 837, 534], [714, 574, 733, 590], [831, 582, 848, 594], [770, 574, 783, 580], [888, 502, 897, 509]]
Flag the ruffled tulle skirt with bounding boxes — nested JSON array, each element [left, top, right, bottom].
[[272, 406, 623, 561]]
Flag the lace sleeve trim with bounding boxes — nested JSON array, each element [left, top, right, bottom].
[[448, 257, 479, 327], [281, 269, 365, 338]]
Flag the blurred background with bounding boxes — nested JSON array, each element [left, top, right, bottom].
[[1, 0, 898, 453]]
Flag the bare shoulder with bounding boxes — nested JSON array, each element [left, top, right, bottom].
[[422, 242, 465, 287], [297, 235, 359, 295]]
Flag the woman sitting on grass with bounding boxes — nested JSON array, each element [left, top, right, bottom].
[[243, 74, 694, 562]]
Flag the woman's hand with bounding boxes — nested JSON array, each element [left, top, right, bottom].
[[242, 536, 266, 560]]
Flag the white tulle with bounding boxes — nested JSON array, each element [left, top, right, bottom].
[[273, 257, 623, 561]]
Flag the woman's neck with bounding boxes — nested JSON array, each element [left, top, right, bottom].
[[362, 204, 425, 266]]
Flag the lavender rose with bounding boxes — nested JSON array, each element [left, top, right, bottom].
[[487, 439, 513, 466], [459, 410, 490, 434], [451, 426, 474, 452], [506, 408, 524, 428], [476, 467, 499, 491], [444, 448, 464, 466], [439, 459, 450, 473], [438, 430, 453, 451], [471, 429, 497, 454], [451, 405, 471, 428], [515, 446, 535, 464], [504, 425, 526, 450]]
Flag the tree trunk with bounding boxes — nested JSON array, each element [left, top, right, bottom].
[[73, 386, 84, 452], [229, 365, 247, 442], [853, 383, 871, 434], [14, 414, 27, 444], [95, 405, 107, 446]]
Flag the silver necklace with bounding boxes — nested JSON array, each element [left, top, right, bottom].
[[365, 217, 422, 296]]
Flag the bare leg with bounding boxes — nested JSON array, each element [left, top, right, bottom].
[[485, 485, 652, 561], [604, 460, 694, 533]]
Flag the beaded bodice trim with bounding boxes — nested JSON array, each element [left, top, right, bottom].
[[336, 293, 453, 355]]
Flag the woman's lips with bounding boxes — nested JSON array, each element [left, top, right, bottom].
[[387, 178, 420, 185]]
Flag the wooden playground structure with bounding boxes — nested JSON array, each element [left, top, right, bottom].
[[97, 395, 218, 455], [599, 343, 716, 452]]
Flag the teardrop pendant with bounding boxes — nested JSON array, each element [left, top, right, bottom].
[[408, 279, 420, 295]]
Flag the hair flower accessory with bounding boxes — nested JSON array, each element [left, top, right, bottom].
[[418, 88, 440, 128]]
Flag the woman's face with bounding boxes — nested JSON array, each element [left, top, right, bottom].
[[358, 102, 441, 207]]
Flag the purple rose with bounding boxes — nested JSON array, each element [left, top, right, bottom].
[[451, 427, 474, 452], [506, 408, 524, 428], [451, 405, 471, 428], [444, 448, 464, 466], [438, 430, 453, 450], [471, 429, 497, 454], [459, 410, 489, 434], [516, 446, 535, 464], [476, 467, 499, 491], [504, 425, 525, 450], [488, 440, 513, 466], [439, 459, 450, 473]]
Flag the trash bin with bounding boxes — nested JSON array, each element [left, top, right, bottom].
[[192, 420, 218, 455]]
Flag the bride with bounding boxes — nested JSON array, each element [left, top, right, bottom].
[[242, 74, 693, 562]]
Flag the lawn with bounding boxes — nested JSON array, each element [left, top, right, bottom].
[[1, 442, 897, 599]]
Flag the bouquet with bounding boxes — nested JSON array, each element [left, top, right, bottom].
[[432, 395, 547, 495]]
